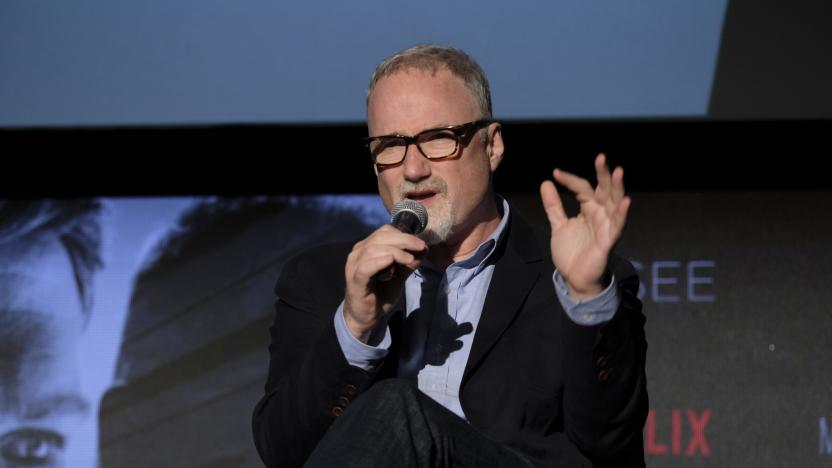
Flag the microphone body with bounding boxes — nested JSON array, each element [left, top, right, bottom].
[[375, 200, 428, 282]]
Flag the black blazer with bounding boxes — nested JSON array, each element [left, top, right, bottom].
[[252, 209, 647, 468]]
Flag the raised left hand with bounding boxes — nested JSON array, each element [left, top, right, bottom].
[[539, 153, 631, 300]]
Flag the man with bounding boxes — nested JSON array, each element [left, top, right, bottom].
[[252, 45, 647, 467], [0, 200, 103, 468]]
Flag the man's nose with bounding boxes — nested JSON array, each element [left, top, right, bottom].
[[402, 143, 431, 182]]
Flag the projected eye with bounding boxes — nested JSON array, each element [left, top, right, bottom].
[[0, 428, 64, 467]]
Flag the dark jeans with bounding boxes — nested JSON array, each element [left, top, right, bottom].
[[304, 379, 534, 468]]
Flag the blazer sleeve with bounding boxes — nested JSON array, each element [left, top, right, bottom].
[[560, 254, 648, 467], [251, 244, 377, 468]]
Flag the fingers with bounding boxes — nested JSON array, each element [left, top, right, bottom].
[[596, 155, 630, 232], [540, 180, 567, 230], [595, 153, 612, 198], [615, 195, 632, 230], [554, 154, 627, 206], [546, 155, 631, 237], [610, 165, 626, 204], [353, 246, 421, 280], [348, 225, 427, 282], [552, 167, 595, 203]]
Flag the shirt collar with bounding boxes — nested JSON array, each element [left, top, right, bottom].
[[417, 195, 511, 277]]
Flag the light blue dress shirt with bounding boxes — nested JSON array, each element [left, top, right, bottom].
[[333, 198, 619, 419]]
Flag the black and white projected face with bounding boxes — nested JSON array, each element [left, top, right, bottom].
[[0, 241, 96, 468]]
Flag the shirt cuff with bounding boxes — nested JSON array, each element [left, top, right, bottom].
[[553, 270, 620, 326], [333, 302, 390, 371]]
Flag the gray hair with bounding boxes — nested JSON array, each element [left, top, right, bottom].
[[366, 44, 493, 118]]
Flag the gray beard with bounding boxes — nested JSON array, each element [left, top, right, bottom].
[[418, 204, 454, 246]]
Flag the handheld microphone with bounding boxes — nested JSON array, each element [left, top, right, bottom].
[[375, 199, 428, 282]]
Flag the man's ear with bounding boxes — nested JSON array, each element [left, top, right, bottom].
[[486, 123, 504, 172]]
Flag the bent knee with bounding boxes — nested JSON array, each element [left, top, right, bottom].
[[367, 378, 418, 396], [359, 378, 422, 408]]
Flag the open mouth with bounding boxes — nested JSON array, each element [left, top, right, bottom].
[[405, 191, 437, 204]]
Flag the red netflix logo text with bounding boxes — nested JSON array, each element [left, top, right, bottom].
[[645, 409, 711, 457]]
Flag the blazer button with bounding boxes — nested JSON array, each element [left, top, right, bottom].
[[331, 406, 344, 417], [598, 368, 611, 382]]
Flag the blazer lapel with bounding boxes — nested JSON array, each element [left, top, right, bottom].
[[461, 212, 545, 386]]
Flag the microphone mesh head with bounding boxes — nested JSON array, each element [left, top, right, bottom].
[[390, 199, 428, 234]]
